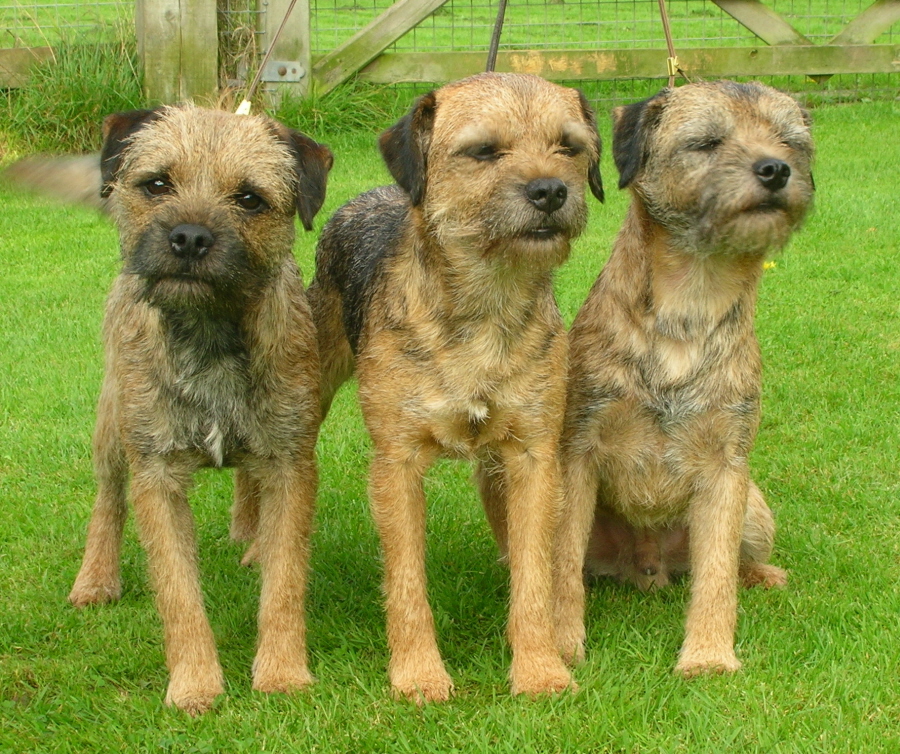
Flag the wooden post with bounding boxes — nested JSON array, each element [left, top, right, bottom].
[[260, 0, 311, 102], [136, 0, 218, 104]]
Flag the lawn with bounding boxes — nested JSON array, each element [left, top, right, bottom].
[[0, 96, 898, 752]]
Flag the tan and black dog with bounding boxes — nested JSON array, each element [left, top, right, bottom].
[[553, 81, 814, 675], [59, 106, 332, 713], [308, 72, 604, 702]]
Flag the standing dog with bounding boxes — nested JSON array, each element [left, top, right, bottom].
[[553, 81, 814, 675], [308, 73, 604, 701], [63, 106, 332, 713]]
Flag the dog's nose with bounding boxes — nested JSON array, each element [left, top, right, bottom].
[[753, 159, 791, 191], [525, 178, 567, 214], [169, 224, 214, 260]]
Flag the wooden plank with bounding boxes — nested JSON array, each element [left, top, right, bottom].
[[711, 0, 812, 46], [263, 0, 311, 99], [180, 0, 218, 102], [311, 0, 450, 95], [830, 0, 900, 45], [353, 45, 900, 84], [0, 46, 53, 89]]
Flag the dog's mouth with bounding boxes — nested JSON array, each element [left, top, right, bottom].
[[521, 224, 565, 241], [749, 196, 788, 214]]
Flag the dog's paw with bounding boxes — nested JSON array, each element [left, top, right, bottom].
[[68, 579, 121, 607], [555, 624, 586, 666], [239, 540, 260, 567], [390, 666, 454, 704], [165, 667, 225, 716], [675, 650, 742, 678], [740, 562, 787, 589], [252, 666, 315, 695], [511, 655, 575, 697]]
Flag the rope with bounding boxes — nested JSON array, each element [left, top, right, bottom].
[[485, 0, 508, 73], [656, 0, 689, 87], [236, 0, 302, 114]]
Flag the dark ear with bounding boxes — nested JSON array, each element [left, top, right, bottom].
[[100, 109, 161, 198], [612, 90, 668, 189], [576, 90, 604, 203], [283, 130, 334, 231], [378, 91, 437, 206]]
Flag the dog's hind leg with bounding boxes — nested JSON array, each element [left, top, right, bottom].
[[307, 280, 355, 420], [69, 377, 129, 606], [739, 481, 788, 588]]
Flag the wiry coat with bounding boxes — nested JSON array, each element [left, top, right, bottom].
[[308, 72, 604, 702], [66, 106, 332, 714], [553, 81, 814, 676]]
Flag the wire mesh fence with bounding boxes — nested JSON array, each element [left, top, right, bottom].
[[3, 0, 898, 103]]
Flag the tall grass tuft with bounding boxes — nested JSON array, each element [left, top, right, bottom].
[[0, 29, 142, 156]]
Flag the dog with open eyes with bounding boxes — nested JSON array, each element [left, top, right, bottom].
[[42, 105, 334, 714], [553, 80, 814, 675], [308, 72, 605, 702]]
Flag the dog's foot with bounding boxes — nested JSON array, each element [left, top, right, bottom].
[[68, 578, 121, 607], [164, 666, 225, 716], [555, 622, 586, 666], [675, 649, 741, 678], [252, 663, 315, 695], [239, 540, 259, 567], [511, 655, 575, 697], [740, 562, 787, 589], [390, 662, 454, 704]]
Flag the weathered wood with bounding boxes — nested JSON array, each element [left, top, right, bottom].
[[830, 0, 900, 44], [311, 0, 450, 95], [136, 0, 218, 104], [0, 46, 53, 88], [353, 45, 900, 84], [711, 0, 812, 46], [262, 0, 311, 100]]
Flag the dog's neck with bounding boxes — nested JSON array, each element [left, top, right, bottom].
[[618, 201, 765, 341], [161, 309, 249, 367]]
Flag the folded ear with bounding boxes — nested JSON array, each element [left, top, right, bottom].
[[282, 129, 334, 231], [100, 109, 162, 198], [378, 91, 437, 206], [612, 90, 668, 189], [576, 90, 605, 203]]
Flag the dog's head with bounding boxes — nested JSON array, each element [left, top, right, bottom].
[[379, 73, 603, 270], [100, 106, 333, 313], [612, 80, 814, 256]]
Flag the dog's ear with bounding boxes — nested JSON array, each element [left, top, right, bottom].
[[576, 90, 604, 203], [282, 130, 334, 231], [100, 109, 161, 198], [378, 91, 437, 206], [612, 90, 668, 189]]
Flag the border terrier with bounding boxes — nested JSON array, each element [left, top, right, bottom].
[[553, 80, 814, 675], [56, 105, 332, 713], [308, 72, 604, 701]]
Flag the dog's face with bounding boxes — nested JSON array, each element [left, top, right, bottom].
[[379, 73, 604, 270], [101, 106, 333, 313], [613, 81, 814, 255]]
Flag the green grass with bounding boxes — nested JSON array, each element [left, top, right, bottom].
[[1, 98, 899, 752]]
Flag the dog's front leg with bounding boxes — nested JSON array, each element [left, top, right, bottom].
[[129, 458, 223, 714], [501, 441, 574, 696], [369, 443, 452, 703], [552, 450, 601, 665], [676, 465, 748, 677], [249, 455, 317, 695]]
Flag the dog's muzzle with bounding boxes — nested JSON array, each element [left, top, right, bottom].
[[169, 224, 215, 261], [524, 178, 568, 215]]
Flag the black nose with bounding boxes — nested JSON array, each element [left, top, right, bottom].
[[525, 178, 567, 214], [169, 224, 214, 260], [753, 159, 791, 191]]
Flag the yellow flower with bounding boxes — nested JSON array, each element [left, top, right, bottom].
[[763, 261, 777, 271]]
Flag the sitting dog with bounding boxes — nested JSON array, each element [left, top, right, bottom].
[[51, 106, 332, 713], [308, 72, 604, 701], [553, 80, 814, 675]]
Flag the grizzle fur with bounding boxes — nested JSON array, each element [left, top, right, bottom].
[[553, 81, 814, 676], [66, 105, 332, 714], [307, 72, 603, 702]]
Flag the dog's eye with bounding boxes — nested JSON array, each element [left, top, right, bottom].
[[557, 143, 585, 158], [687, 138, 723, 152], [235, 192, 268, 212], [468, 144, 501, 162], [143, 178, 173, 196]]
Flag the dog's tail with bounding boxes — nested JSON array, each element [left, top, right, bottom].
[[307, 274, 355, 421], [3, 154, 107, 212]]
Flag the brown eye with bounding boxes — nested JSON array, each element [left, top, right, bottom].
[[235, 192, 267, 211], [558, 143, 584, 158], [468, 144, 501, 162], [143, 177, 172, 196]]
